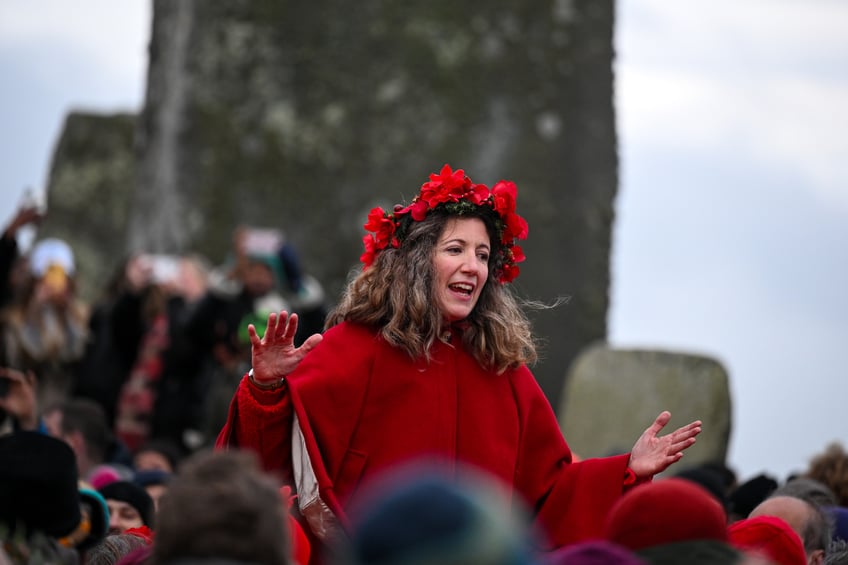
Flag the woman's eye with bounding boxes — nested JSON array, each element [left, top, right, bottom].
[[478, 253, 490, 262]]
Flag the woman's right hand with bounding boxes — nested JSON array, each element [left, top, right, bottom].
[[248, 310, 323, 385]]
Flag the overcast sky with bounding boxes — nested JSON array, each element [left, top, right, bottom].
[[1, 1, 846, 482], [612, 0, 848, 481]]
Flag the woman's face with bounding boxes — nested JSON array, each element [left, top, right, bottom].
[[106, 499, 144, 534], [433, 217, 490, 322]]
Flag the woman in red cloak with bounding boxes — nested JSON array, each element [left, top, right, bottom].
[[216, 164, 701, 561]]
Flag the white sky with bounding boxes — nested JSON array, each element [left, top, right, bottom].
[[1, 0, 846, 482], [612, 0, 848, 481]]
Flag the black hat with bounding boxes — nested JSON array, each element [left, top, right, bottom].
[[728, 474, 779, 518], [98, 481, 154, 527], [0, 431, 81, 538]]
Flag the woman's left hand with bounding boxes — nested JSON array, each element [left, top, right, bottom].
[[628, 411, 702, 479]]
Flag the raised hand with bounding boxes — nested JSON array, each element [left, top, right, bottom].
[[628, 411, 702, 479], [248, 311, 323, 386], [0, 367, 39, 430]]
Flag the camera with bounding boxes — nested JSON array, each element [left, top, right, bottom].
[[138, 254, 182, 285], [242, 228, 284, 255], [20, 186, 47, 215]]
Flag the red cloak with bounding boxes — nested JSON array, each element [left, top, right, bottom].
[[217, 322, 632, 554]]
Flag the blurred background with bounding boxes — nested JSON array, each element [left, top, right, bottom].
[[0, 0, 845, 481]]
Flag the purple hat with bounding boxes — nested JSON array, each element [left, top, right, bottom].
[[545, 541, 647, 565], [826, 505, 848, 542]]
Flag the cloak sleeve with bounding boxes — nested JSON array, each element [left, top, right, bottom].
[[510, 367, 631, 547], [215, 374, 294, 479]]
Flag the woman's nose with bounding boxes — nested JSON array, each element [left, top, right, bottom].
[[460, 251, 479, 272]]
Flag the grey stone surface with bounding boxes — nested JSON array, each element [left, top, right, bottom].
[[558, 343, 732, 470], [42, 0, 618, 402], [39, 112, 138, 302]]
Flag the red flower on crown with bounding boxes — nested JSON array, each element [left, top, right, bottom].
[[361, 164, 528, 284]]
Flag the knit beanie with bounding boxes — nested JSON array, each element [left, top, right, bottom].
[[134, 469, 172, 488], [77, 487, 110, 550], [98, 480, 154, 527], [728, 474, 778, 518], [0, 431, 82, 538], [604, 478, 729, 552], [545, 540, 647, 565], [728, 515, 807, 565], [826, 505, 848, 542], [344, 468, 535, 565]]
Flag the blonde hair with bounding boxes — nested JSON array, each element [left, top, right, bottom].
[[327, 209, 537, 373]]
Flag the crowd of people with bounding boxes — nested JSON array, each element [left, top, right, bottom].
[[0, 164, 847, 565]]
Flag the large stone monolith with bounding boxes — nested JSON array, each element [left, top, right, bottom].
[[40, 1, 618, 402], [127, 0, 619, 401], [38, 112, 138, 301], [558, 343, 732, 470]]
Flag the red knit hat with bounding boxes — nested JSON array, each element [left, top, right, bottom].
[[728, 515, 807, 565], [604, 478, 729, 551]]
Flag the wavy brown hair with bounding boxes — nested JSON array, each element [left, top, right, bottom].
[[326, 208, 537, 372]]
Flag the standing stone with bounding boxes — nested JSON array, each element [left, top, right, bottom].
[[126, 0, 618, 401], [28, 0, 617, 403], [558, 343, 732, 468], [38, 112, 138, 302]]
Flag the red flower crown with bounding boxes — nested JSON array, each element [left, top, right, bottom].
[[360, 164, 529, 284]]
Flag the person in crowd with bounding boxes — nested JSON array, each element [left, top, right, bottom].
[[148, 253, 213, 450], [806, 443, 848, 508], [76, 251, 209, 454], [1, 237, 89, 410], [78, 487, 112, 552], [335, 462, 539, 565], [0, 364, 39, 435], [110, 253, 210, 453], [545, 540, 648, 565], [674, 462, 733, 514], [180, 228, 296, 449], [827, 506, 848, 543], [825, 539, 848, 565], [133, 468, 172, 516], [728, 474, 780, 523], [260, 229, 328, 345], [216, 164, 702, 557], [0, 430, 108, 563], [151, 449, 293, 565], [603, 477, 741, 563], [132, 437, 184, 474], [74, 255, 143, 430], [98, 481, 154, 535], [83, 532, 152, 565], [47, 396, 133, 483], [0, 201, 43, 308], [749, 495, 831, 565], [729, 515, 808, 565], [775, 477, 839, 509]]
